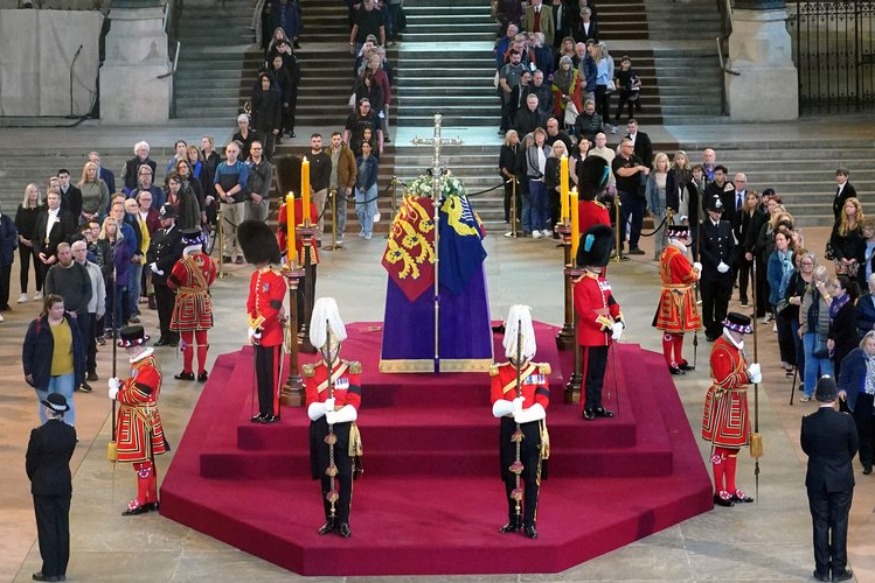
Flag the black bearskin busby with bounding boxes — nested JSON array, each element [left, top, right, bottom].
[[577, 156, 610, 202], [238, 220, 282, 265], [576, 224, 614, 267]]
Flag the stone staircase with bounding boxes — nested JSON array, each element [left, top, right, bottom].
[[174, 0, 252, 122]]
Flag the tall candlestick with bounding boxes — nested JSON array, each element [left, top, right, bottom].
[[301, 156, 311, 225], [287, 193, 297, 264], [570, 187, 580, 260], [560, 154, 569, 223]]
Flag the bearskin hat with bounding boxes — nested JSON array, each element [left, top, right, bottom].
[[576, 224, 614, 267], [238, 220, 281, 265], [577, 156, 611, 202]]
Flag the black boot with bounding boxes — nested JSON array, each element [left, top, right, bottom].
[[318, 518, 335, 535], [523, 523, 538, 539], [499, 515, 521, 533]]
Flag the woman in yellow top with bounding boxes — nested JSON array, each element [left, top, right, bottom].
[[22, 294, 86, 426]]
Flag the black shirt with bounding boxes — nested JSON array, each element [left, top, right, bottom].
[[612, 153, 644, 195]]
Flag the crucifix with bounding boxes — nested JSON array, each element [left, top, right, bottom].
[[409, 113, 463, 372]]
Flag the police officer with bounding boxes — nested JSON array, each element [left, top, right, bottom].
[[699, 195, 735, 342]]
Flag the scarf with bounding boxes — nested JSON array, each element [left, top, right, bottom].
[[829, 292, 850, 320], [553, 67, 575, 96]]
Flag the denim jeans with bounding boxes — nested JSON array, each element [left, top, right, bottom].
[[37, 373, 76, 426], [803, 332, 834, 397], [528, 179, 548, 232], [355, 184, 377, 237]]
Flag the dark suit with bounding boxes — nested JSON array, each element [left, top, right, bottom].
[[152, 224, 184, 343], [801, 406, 858, 579], [59, 185, 83, 220], [699, 218, 735, 339], [33, 209, 76, 285], [26, 418, 77, 580], [123, 157, 158, 191], [626, 131, 653, 170], [573, 20, 598, 44], [832, 181, 858, 221]]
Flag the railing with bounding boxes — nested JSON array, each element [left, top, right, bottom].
[[787, 0, 875, 113], [716, 0, 739, 115]]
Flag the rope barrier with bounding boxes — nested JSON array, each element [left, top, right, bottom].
[[638, 214, 669, 238]]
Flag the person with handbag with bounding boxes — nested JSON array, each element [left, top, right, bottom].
[[827, 274, 861, 382], [551, 56, 583, 132], [799, 266, 835, 401], [838, 331, 875, 476], [767, 228, 796, 375]]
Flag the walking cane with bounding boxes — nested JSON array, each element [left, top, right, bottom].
[[789, 365, 799, 405], [108, 267, 118, 462]]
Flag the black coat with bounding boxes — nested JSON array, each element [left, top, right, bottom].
[[33, 209, 76, 260], [152, 225, 184, 286], [499, 143, 521, 179], [251, 88, 283, 133], [22, 313, 86, 392], [829, 301, 860, 366], [0, 213, 17, 265], [832, 182, 858, 221], [59, 186, 83, 220], [665, 170, 699, 225], [699, 219, 735, 282], [123, 157, 158, 191], [801, 407, 858, 493], [626, 131, 653, 169], [26, 419, 77, 497], [514, 107, 547, 138]]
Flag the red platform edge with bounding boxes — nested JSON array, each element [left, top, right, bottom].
[[159, 322, 713, 576]]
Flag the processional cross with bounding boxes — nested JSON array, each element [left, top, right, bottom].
[[409, 113, 463, 372]]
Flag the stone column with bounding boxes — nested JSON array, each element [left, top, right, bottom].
[[726, 0, 798, 121], [100, 2, 171, 124]]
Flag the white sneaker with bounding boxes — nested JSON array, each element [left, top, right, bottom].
[[0, 313, 4, 322], [33, 291, 43, 301], [772, 323, 777, 333], [504, 231, 514, 238], [532, 230, 542, 239], [542, 229, 552, 238], [17, 293, 28, 304]]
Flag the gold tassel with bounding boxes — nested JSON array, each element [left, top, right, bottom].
[[107, 440, 118, 462], [749, 432, 763, 459]]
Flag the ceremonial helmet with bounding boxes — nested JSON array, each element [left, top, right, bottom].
[[310, 297, 348, 356], [577, 156, 611, 202], [503, 304, 536, 362], [665, 224, 690, 240], [576, 224, 613, 268], [117, 325, 150, 347], [238, 220, 281, 265], [181, 228, 204, 248], [705, 194, 724, 213]]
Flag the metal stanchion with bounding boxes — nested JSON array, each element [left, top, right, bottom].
[[217, 202, 228, 278], [324, 188, 344, 252], [556, 221, 575, 350], [612, 194, 623, 261], [564, 267, 584, 403], [297, 224, 317, 354], [281, 264, 306, 407], [509, 177, 522, 238]]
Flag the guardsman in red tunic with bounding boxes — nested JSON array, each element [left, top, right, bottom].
[[577, 155, 612, 234], [108, 325, 169, 516], [701, 312, 760, 507], [239, 220, 287, 423], [490, 304, 550, 539], [277, 198, 320, 332], [574, 224, 624, 420], [167, 228, 217, 382], [303, 297, 362, 538], [652, 224, 702, 375]]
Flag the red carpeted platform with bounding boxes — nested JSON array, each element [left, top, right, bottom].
[[160, 322, 713, 577]]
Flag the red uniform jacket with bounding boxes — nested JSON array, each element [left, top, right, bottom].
[[573, 270, 622, 346], [701, 335, 751, 447], [277, 200, 320, 265], [247, 267, 287, 347], [490, 361, 551, 411], [653, 245, 701, 333], [304, 359, 362, 411], [116, 350, 167, 463], [168, 251, 216, 331], [578, 199, 611, 235]]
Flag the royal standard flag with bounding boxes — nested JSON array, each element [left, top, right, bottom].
[[381, 196, 436, 302]]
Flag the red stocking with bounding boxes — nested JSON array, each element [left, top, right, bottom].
[[711, 448, 730, 494], [195, 330, 209, 374], [181, 331, 194, 373], [148, 463, 159, 504], [133, 461, 153, 507], [672, 333, 685, 366], [725, 449, 740, 494], [662, 333, 674, 367]]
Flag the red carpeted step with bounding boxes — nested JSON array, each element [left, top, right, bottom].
[[161, 327, 713, 576]]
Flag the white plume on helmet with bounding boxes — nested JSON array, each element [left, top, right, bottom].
[[503, 304, 536, 362], [309, 297, 348, 351]]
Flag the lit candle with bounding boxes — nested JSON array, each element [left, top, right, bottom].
[[570, 187, 580, 259], [560, 154, 569, 223], [301, 156, 311, 225], [287, 192, 297, 264]]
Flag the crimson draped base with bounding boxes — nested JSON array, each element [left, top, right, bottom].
[[159, 322, 713, 577]]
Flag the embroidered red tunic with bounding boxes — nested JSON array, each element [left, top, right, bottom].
[[247, 267, 287, 347], [168, 251, 216, 331], [573, 271, 622, 347], [653, 245, 701, 333], [304, 360, 362, 411], [116, 351, 167, 463], [701, 335, 751, 448], [490, 361, 551, 411]]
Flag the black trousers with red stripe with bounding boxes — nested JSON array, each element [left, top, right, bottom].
[[254, 344, 281, 417]]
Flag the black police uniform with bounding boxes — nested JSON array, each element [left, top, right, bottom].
[[699, 197, 735, 340]]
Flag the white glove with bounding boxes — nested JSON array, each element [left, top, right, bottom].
[[748, 363, 762, 384], [717, 261, 730, 274], [108, 377, 120, 400], [512, 396, 525, 413], [325, 410, 338, 425], [492, 399, 515, 418], [693, 262, 702, 272], [307, 401, 327, 421], [514, 403, 546, 424], [611, 321, 624, 341], [324, 397, 336, 413]]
